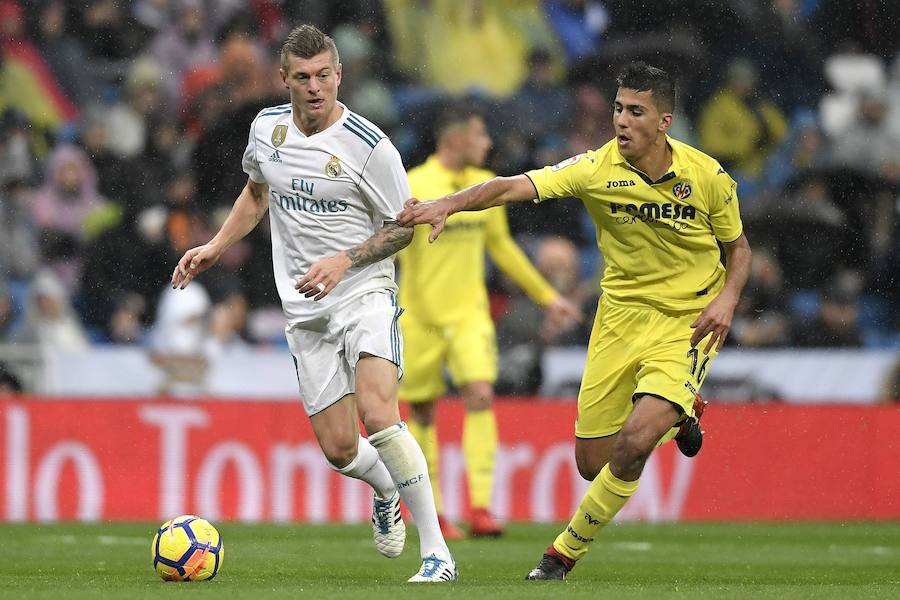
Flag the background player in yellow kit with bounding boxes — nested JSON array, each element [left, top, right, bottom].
[[398, 62, 752, 577], [398, 105, 581, 538]]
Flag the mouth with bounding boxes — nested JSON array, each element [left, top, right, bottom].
[[308, 98, 325, 110], [617, 133, 631, 144]]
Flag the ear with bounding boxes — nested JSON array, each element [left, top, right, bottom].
[[659, 113, 673, 134], [334, 62, 342, 87], [280, 68, 288, 89]]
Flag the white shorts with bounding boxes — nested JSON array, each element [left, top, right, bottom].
[[285, 290, 404, 416]]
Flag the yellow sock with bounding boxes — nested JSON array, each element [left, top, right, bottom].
[[406, 420, 442, 513], [462, 409, 497, 509], [552, 464, 638, 561]]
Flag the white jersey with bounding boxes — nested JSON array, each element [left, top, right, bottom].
[[242, 102, 410, 325]]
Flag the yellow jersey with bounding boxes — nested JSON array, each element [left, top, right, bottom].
[[526, 137, 743, 312], [399, 155, 557, 326]]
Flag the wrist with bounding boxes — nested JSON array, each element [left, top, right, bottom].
[[718, 288, 740, 306], [337, 250, 354, 270]]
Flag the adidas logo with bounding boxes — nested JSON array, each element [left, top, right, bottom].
[[269, 150, 282, 163]]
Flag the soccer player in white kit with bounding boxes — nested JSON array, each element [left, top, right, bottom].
[[171, 24, 456, 583]]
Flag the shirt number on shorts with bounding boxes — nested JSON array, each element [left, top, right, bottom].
[[687, 348, 710, 383]]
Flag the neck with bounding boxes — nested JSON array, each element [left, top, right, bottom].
[[628, 137, 672, 181], [435, 147, 466, 172], [294, 102, 343, 136]]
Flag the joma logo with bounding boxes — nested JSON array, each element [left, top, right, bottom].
[[607, 179, 636, 188]]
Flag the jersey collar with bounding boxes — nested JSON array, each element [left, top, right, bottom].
[[289, 101, 349, 139], [611, 135, 686, 185]]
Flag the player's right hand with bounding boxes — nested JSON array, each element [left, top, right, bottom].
[[171, 243, 222, 289], [397, 198, 449, 243]]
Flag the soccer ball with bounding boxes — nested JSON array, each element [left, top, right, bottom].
[[151, 515, 224, 581]]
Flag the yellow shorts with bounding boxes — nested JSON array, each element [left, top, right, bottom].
[[575, 296, 717, 438], [399, 311, 497, 402]]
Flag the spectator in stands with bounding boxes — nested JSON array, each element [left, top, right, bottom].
[[31, 144, 110, 289], [698, 58, 788, 183], [794, 270, 864, 347], [0, 109, 38, 185], [507, 48, 572, 144], [543, 0, 608, 61], [72, 0, 150, 62], [80, 205, 175, 340], [761, 110, 831, 194], [331, 23, 397, 128], [19, 269, 90, 352], [831, 90, 900, 183], [206, 287, 250, 357], [0, 361, 23, 393], [497, 236, 593, 394], [30, 0, 100, 110], [104, 57, 165, 159], [148, 0, 217, 105], [0, 177, 40, 282], [148, 283, 211, 395], [730, 247, 791, 347], [106, 291, 147, 345], [769, 174, 850, 290], [78, 108, 133, 204], [384, 0, 563, 98]]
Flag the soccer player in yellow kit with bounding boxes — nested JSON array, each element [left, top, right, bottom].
[[399, 105, 581, 538], [398, 62, 752, 578]]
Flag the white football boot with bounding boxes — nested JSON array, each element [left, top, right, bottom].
[[372, 491, 405, 558], [407, 554, 458, 582]]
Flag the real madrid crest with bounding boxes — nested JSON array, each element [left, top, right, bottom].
[[271, 124, 288, 147], [672, 181, 692, 200], [325, 155, 342, 178]]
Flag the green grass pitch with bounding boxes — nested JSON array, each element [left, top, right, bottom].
[[0, 522, 898, 599]]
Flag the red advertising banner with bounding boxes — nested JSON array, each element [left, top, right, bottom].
[[1, 398, 898, 522]]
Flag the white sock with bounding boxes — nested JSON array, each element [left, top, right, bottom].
[[369, 422, 451, 561], [329, 435, 396, 500]]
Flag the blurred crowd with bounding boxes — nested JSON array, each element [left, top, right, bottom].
[[1, 0, 900, 395]]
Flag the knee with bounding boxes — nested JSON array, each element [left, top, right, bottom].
[[321, 435, 359, 469], [611, 426, 656, 470], [576, 456, 603, 482], [575, 444, 611, 481]]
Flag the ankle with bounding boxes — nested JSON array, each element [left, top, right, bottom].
[[547, 545, 576, 570]]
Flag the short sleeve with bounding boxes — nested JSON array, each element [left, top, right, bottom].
[[242, 118, 265, 183], [525, 152, 595, 203], [359, 139, 410, 222], [709, 167, 743, 243]]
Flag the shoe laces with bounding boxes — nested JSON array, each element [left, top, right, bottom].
[[418, 554, 444, 578], [373, 496, 394, 534]]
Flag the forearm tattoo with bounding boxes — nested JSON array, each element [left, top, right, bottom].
[[346, 222, 413, 268]]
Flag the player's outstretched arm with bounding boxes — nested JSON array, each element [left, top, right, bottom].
[[690, 233, 752, 353], [295, 222, 413, 301], [397, 174, 537, 242], [171, 178, 269, 289]]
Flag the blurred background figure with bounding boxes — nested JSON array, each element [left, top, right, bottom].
[[148, 283, 211, 396], [698, 58, 788, 191], [19, 269, 90, 353], [0, 0, 895, 399]]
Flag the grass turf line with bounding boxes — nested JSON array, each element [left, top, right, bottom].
[[0, 522, 898, 599]]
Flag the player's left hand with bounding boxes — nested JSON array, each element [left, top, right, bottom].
[[295, 252, 352, 301], [690, 292, 738, 354]]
